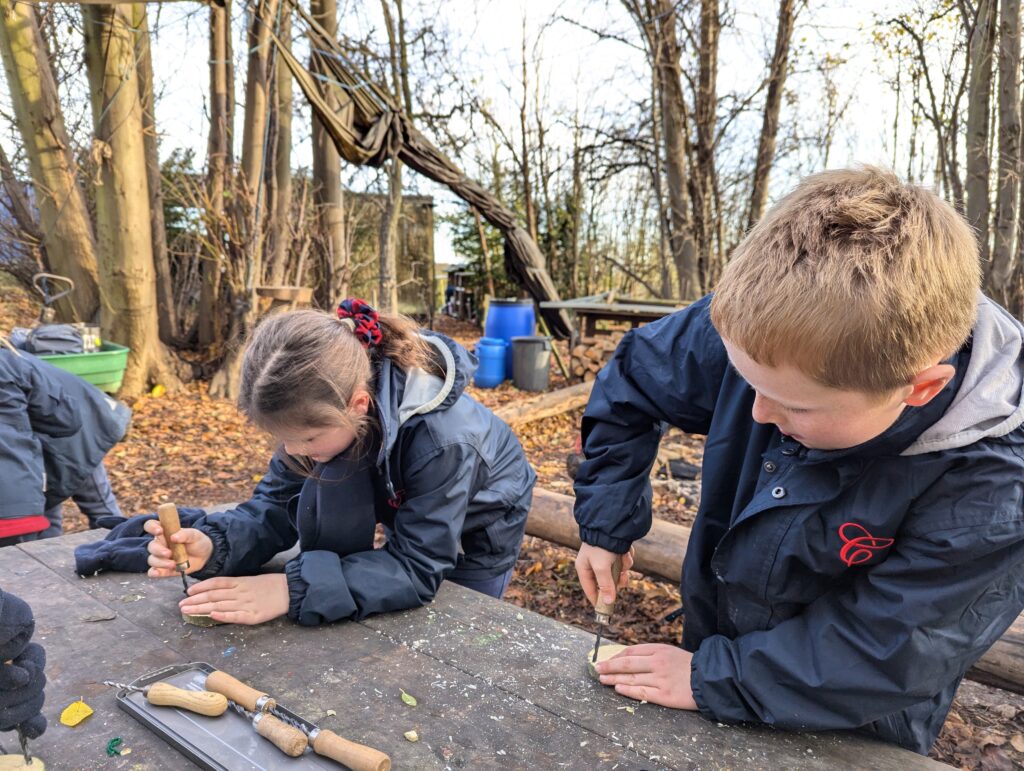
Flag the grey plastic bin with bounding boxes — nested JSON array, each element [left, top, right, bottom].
[[511, 336, 552, 392]]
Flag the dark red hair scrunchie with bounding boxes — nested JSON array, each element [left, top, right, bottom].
[[337, 298, 383, 349]]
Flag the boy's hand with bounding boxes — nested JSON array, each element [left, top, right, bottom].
[[144, 520, 213, 577], [575, 543, 633, 608], [594, 643, 698, 710], [179, 575, 289, 625]]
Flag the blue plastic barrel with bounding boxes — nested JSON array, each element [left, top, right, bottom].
[[474, 337, 507, 388], [484, 299, 536, 377]]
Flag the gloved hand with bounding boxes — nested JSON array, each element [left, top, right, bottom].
[[0, 643, 46, 738], [0, 590, 34, 662], [0, 590, 46, 739]]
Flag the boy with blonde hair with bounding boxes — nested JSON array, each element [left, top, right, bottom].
[[573, 166, 1024, 753]]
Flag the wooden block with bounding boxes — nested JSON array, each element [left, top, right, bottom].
[[0, 756, 44, 769], [585, 643, 629, 681]]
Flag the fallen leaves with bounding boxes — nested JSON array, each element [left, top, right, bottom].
[[399, 689, 417, 707], [59, 699, 93, 727]]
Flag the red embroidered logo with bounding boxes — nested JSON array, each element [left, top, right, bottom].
[[838, 522, 894, 566]]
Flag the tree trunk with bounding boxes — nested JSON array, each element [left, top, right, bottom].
[[83, 4, 181, 397], [210, 0, 279, 399], [378, 0, 402, 313], [965, 0, 997, 262], [0, 0, 100, 323], [693, 0, 719, 291], [652, 0, 700, 299], [519, 19, 537, 243], [266, 11, 292, 287], [200, 0, 231, 348], [474, 208, 497, 297], [132, 3, 176, 344], [989, 0, 1020, 300], [379, 159, 401, 313], [748, 0, 797, 228], [311, 0, 347, 305]]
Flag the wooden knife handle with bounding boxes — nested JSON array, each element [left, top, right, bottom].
[[312, 729, 391, 771], [157, 502, 189, 569], [253, 713, 308, 757], [594, 556, 623, 616], [205, 670, 277, 712], [145, 682, 228, 716]]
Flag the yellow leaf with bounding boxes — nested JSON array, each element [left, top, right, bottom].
[[60, 699, 93, 726], [404, 729, 419, 742], [150, 384, 166, 398]]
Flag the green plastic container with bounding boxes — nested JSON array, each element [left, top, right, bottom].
[[38, 342, 130, 393]]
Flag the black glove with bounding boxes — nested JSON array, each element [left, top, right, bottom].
[[0, 643, 46, 738], [0, 590, 34, 662]]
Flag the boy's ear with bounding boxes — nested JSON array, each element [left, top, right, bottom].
[[903, 364, 956, 407], [349, 389, 371, 416]]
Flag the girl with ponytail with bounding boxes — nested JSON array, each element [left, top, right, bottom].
[[144, 299, 536, 625]]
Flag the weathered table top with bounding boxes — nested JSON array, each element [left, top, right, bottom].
[[1, 532, 946, 770]]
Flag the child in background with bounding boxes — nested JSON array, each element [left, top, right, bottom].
[[573, 167, 1024, 754], [0, 343, 129, 545], [144, 300, 535, 625]]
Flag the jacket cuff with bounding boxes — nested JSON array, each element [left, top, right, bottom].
[[192, 526, 229, 579], [285, 558, 308, 622], [689, 652, 718, 722], [579, 527, 632, 555]]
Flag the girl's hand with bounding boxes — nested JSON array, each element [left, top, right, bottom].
[[144, 520, 213, 577], [575, 543, 634, 608], [179, 575, 289, 625], [594, 643, 698, 710]]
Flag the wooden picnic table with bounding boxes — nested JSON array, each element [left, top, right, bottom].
[[1, 532, 946, 770]]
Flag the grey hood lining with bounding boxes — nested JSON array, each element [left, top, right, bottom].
[[903, 295, 1024, 456], [396, 335, 457, 427]]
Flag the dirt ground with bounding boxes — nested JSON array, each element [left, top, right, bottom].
[[2, 277, 1022, 769]]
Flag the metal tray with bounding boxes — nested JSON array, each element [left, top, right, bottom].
[[112, 662, 342, 770]]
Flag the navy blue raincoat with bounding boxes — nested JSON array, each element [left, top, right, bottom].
[[573, 294, 1024, 754], [0, 349, 130, 519], [184, 332, 536, 624]]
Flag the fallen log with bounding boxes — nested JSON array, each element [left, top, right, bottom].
[[494, 381, 594, 427], [526, 488, 688, 583], [525, 487, 1024, 695]]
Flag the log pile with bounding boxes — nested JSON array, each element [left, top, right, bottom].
[[570, 331, 626, 381]]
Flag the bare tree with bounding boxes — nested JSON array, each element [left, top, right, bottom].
[[132, 4, 177, 344], [378, 0, 404, 313], [200, 0, 233, 348], [83, 4, 181, 396], [965, 0, 997, 260], [210, 0, 280, 399], [623, 0, 701, 299], [989, 0, 1020, 299], [310, 0, 349, 305], [266, 11, 293, 287], [0, 0, 100, 322], [748, 0, 799, 228]]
